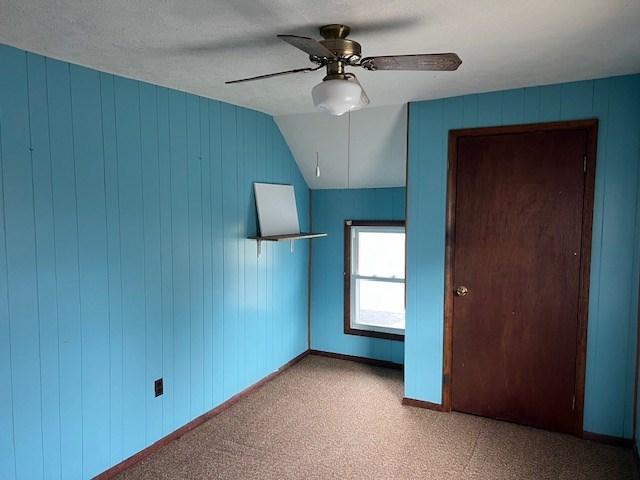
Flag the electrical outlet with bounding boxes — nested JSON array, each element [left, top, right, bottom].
[[154, 378, 163, 397]]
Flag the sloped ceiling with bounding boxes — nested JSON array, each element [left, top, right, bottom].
[[275, 105, 407, 189]]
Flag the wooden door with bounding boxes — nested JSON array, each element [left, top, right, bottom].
[[448, 123, 596, 434]]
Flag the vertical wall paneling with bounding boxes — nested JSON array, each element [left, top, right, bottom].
[[560, 81, 593, 120], [70, 63, 111, 477], [477, 92, 502, 126], [266, 122, 274, 370], [414, 99, 446, 402], [406, 75, 640, 439], [236, 108, 246, 390], [139, 82, 163, 445], [338, 189, 354, 356], [500, 89, 524, 125], [255, 113, 267, 379], [6, 49, 45, 474], [325, 191, 342, 351], [588, 75, 640, 438], [461, 94, 478, 129], [405, 104, 420, 399], [156, 86, 175, 438], [296, 164, 309, 352], [0, 43, 309, 479], [538, 84, 563, 122], [0, 45, 44, 480], [47, 57, 84, 479], [100, 70, 124, 465], [582, 81, 609, 435], [523, 87, 540, 124], [314, 190, 327, 352], [220, 102, 239, 401], [310, 188, 406, 364], [209, 100, 224, 407], [0, 70, 16, 478], [283, 148, 292, 363], [187, 93, 204, 418], [168, 89, 190, 427], [244, 109, 259, 386], [201, 97, 213, 409], [115, 77, 147, 458], [272, 127, 283, 367], [26, 52, 62, 479]]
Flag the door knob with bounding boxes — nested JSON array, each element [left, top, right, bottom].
[[455, 285, 468, 297]]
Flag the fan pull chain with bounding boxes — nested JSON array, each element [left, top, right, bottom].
[[315, 113, 321, 177], [347, 110, 351, 189]]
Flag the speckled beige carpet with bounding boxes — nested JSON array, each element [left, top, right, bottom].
[[116, 355, 638, 480]]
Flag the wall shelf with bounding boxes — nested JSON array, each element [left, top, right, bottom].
[[248, 232, 327, 256]]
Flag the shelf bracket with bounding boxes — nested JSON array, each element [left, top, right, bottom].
[[249, 232, 326, 258]]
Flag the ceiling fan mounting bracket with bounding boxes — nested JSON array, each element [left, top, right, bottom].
[[319, 24, 351, 40]]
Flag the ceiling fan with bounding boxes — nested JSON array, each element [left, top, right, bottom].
[[226, 24, 462, 116]]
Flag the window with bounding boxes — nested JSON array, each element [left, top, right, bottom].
[[344, 220, 406, 341]]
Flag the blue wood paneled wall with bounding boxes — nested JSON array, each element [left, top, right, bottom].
[[0, 44, 309, 479], [311, 188, 405, 363], [405, 75, 640, 438]]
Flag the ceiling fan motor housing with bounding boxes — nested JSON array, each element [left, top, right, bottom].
[[319, 38, 361, 61], [314, 24, 362, 80]]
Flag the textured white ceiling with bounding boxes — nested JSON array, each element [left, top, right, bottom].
[[1, 0, 639, 117], [275, 105, 407, 189], [2, 0, 639, 189]]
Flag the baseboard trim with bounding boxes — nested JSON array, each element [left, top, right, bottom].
[[582, 431, 634, 448], [402, 397, 443, 412], [93, 350, 310, 479], [309, 349, 403, 371]]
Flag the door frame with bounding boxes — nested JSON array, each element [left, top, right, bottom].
[[442, 119, 598, 437]]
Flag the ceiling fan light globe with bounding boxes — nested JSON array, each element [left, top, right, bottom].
[[312, 79, 362, 116]]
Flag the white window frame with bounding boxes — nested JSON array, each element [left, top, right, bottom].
[[345, 221, 406, 340]]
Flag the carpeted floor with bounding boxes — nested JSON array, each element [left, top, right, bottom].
[[116, 355, 638, 480]]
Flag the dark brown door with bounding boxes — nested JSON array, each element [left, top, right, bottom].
[[450, 129, 588, 433]]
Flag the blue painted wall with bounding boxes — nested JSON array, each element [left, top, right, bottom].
[[0, 44, 309, 480], [405, 75, 640, 438], [311, 188, 405, 364]]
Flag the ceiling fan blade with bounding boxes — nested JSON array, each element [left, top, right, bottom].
[[277, 35, 337, 59], [345, 74, 370, 111], [360, 53, 462, 71], [226, 66, 322, 84]]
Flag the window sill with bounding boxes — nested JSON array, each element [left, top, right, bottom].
[[344, 326, 404, 342]]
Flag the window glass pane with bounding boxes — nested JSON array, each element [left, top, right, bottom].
[[356, 230, 405, 278], [356, 279, 405, 330]]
